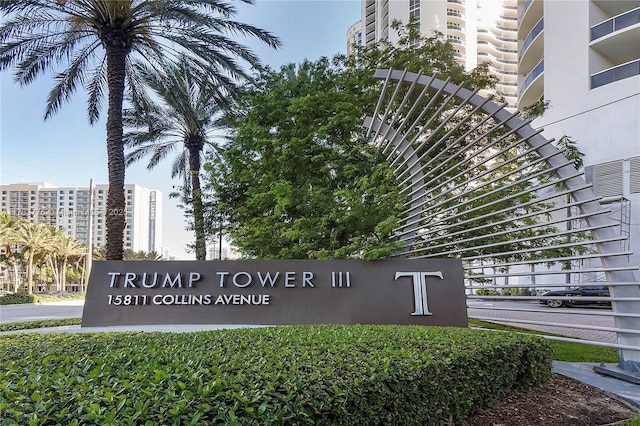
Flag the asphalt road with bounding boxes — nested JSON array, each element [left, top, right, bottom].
[[467, 299, 616, 343], [0, 299, 617, 344], [0, 300, 85, 323]]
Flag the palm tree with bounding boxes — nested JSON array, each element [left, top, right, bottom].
[[0, 0, 280, 260], [124, 59, 230, 260], [51, 234, 88, 291], [124, 249, 163, 260], [44, 227, 66, 290], [14, 222, 53, 294], [0, 213, 22, 292]]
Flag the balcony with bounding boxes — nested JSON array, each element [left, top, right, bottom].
[[590, 8, 640, 65], [591, 59, 640, 88], [519, 0, 543, 41], [447, 11, 465, 25], [519, 60, 544, 109], [519, 18, 543, 76], [522, 18, 543, 53], [592, 0, 639, 17], [591, 7, 640, 40]]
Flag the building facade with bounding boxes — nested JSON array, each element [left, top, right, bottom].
[[349, 0, 519, 109], [1, 182, 162, 253], [519, 0, 640, 267]]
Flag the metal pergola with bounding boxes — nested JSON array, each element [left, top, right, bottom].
[[366, 69, 640, 381]]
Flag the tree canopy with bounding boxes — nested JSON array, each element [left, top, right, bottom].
[[206, 22, 576, 264], [124, 58, 231, 260], [206, 57, 405, 259], [205, 23, 498, 260]]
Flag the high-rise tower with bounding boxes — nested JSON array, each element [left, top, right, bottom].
[[349, 0, 519, 109]]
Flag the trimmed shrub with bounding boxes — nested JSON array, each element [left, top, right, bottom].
[[0, 325, 553, 425], [0, 317, 82, 332], [475, 288, 500, 296], [501, 287, 532, 296], [0, 291, 85, 305], [0, 291, 35, 305]]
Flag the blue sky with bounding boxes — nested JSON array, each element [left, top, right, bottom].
[[0, 0, 361, 259]]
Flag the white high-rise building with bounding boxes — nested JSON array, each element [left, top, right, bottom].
[[1, 182, 162, 253], [348, 0, 519, 109], [519, 0, 640, 266]]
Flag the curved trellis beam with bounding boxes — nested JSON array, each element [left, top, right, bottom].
[[366, 69, 640, 378]]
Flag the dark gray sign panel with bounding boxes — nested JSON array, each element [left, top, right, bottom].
[[82, 259, 467, 327]]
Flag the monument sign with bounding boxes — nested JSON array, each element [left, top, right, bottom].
[[82, 259, 467, 327]]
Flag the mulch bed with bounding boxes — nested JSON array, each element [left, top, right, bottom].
[[460, 374, 639, 426]]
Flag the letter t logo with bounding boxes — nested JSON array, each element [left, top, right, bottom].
[[394, 271, 443, 316]]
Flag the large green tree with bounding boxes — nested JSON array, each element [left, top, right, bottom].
[[207, 57, 406, 259], [208, 22, 572, 264], [123, 59, 231, 260], [0, 0, 280, 260], [206, 22, 497, 260]]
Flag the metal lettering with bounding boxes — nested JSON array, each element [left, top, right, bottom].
[[394, 271, 443, 316]]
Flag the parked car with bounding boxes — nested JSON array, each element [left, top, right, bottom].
[[541, 285, 610, 308]]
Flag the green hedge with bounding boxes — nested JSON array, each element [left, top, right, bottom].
[[0, 317, 82, 333], [0, 291, 85, 305], [0, 292, 35, 305], [0, 325, 552, 425]]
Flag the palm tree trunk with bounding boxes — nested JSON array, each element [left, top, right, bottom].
[[27, 252, 34, 295], [104, 45, 129, 260], [61, 257, 67, 291], [12, 262, 19, 293], [188, 146, 207, 260], [48, 256, 60, 291]]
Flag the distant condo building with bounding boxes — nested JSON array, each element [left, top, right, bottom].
[[348, 0, 519, 109], [1, 182, 162, 253]]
